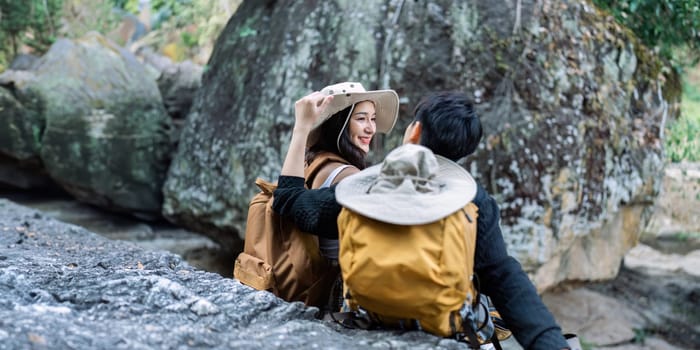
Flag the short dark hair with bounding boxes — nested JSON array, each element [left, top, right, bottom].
[[306, 104, 367, 169], [413, 92, 482, 161]]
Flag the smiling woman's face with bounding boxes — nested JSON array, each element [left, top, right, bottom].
[[347, 101, 377, 153]]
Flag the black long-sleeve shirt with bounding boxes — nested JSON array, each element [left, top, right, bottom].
[[273, 175, 569, 350]]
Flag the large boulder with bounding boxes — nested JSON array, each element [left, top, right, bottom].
[[464, 1, 676, 290], [0, 71, 54, 189], [9, 53, 40, 71], [1, 32, 173, 215], [0, 154, 54, 189], [163, 0, 679, 289], [136, 47, 204, 125], [0, 198, 473, 350], [157, 60, 203, 123], [0, 79, 42, 161]]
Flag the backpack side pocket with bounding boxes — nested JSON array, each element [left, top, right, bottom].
[[234, 252, 275, 291]]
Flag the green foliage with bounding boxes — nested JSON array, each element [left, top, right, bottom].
[[152, 0, 189, 12], [666, 79, 700, 162], [593, 0, 700, 67], [673, 231, 700, 241], [0, 1, 33, 41], [141, 0, 241, 63], [110, 0, 140, 13], [151, 0, 192, 29], [180, 31, 197, 48], [0, 0, 63, 55], [666, 115, 700, 162]]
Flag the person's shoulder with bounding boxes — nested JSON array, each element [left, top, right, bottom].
[[471, 182, 501, 214], [331, 164, 360, 184], [471, 182, 491, 205]]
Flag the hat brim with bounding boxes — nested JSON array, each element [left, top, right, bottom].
[[307, 90, 399, 147], [335, 155, 477, 225]]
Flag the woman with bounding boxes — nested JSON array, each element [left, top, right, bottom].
[[290, 82, 399, 315], [235, 82, 398, 312], [301, 82, 400, 257]]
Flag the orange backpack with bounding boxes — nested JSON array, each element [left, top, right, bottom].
[[233, 152, 348, 307]]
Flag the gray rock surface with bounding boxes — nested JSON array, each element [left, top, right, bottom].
[[157, 60, 203, 122], [643, 162, 700, 241], [9, 53, 39, 71], [0, 198, 478, 350], [135, 47, 203, 124]]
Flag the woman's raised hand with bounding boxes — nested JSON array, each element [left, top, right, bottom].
[[281, 91, 333, 177], [294, 91, 333, 132]]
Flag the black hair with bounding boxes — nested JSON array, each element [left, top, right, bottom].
[[412, 91, 483, 161], [306, 104, 368, 169]]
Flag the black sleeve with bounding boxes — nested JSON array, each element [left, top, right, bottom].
[[472, 185, 570, 350], [272, 175, 342, 239]]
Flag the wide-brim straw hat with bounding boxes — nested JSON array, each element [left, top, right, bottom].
[[335, 144, 477, 225], [307, 82, 399, 146]]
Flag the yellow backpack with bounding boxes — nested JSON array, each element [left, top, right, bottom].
[[337, 203, 508, 348]]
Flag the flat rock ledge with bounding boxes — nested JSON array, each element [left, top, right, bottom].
[[0, 199, 468, 350]]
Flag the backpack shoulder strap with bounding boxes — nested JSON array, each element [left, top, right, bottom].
[[304, 152, 350, 188], [320, 164, 352, 188]]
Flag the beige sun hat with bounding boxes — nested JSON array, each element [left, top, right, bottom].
[[307, 82, 399, 146], [335, 144, 477, 225]]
